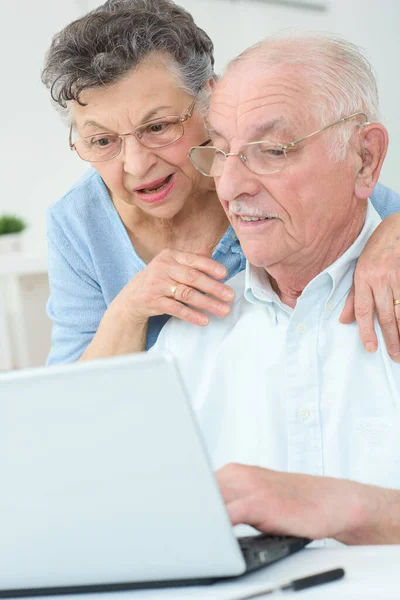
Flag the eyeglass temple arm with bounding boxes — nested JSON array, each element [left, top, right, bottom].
[[69, 125, 75, 150], [284, 112, 369, 150], [181, 96, 198, 122]]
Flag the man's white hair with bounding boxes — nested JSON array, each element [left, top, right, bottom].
[[227, 31, 380, 161]]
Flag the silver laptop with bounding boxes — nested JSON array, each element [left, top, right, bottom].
[[0, 353, 309, 596]]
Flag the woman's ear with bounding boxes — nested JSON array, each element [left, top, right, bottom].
[[355, 123, 388, 200], [203, 77, 217, 93]]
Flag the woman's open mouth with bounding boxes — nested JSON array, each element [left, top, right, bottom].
[[134, 174, 175, 204]]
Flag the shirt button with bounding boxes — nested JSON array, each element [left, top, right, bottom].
[[299, 408, 310, 421], [327, 301, 334, 312], [296, 323, 307, 335]]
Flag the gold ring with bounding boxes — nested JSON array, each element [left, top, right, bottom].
[[394, 299, 400, 307], [170, 285, 178, 299]]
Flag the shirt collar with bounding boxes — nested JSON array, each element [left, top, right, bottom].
[[244, 200, 382, 320]]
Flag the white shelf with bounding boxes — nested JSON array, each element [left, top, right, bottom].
[[0, 253, 48, 277]]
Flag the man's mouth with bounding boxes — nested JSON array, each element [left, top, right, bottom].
[[230, 212, 280, 222], [239, 216, 275, 222], [136, 174, 173, 194]]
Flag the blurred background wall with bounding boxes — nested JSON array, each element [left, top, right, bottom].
[[1, 0, 399, 368]]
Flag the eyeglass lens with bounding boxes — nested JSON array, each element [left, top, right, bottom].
[[75, 117, 185, 162], [190, 142, 286, 176]]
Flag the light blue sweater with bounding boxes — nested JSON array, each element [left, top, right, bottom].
[[47, 168, 400, 365]]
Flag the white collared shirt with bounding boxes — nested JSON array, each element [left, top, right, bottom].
[[153, 202, 400, 491]]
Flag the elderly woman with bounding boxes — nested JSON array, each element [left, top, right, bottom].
[[42, 0, 400, 365]]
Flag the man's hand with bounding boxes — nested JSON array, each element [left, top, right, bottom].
[[216, 463, 400, 545], [340, 213, 400, 362]]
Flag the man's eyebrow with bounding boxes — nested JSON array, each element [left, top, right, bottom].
[[205, 123, 225, 140], [81, 106, 174, 132], [249, 119, 295, 141], [206, 118, 296, 142]]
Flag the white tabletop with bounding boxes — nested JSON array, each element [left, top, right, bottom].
[[70, 546, 399, 600]]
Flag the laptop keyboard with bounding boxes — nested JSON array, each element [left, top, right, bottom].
[[238, 534, 311, 572]]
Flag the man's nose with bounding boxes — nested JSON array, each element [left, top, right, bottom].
[[215, 153, 261, 205], [122, 135, 158, 176]]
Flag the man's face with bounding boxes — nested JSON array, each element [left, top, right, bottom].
[[208, 62, 361, 269]]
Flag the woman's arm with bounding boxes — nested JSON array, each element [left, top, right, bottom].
[[47, 211, 234, 363], [46, 217, 108, 365], [342, 182, 400, 362]]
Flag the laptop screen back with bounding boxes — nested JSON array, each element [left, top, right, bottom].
[[0, 354, 245, 589]]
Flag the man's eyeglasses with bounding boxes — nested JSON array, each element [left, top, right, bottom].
[[69, 97, 197, 163], [188, 112, 369, 177]]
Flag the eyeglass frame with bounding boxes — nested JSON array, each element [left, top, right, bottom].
[[69, 96, 198, 163], [188, 111, 370, 177]]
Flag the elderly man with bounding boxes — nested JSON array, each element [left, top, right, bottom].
[[152, 32, 400, 545]]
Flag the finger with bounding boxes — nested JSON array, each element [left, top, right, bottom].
[[353, 280, 378, 353], [339, 284, 355, 324], [172, 284, 231, 318], [215, 464, 258, 503], [391, 278, 400, 363], [197, 247, 213, 258], [158, 297, 209, 326], [373, 284, 400, 361], [394, 302, 400, 363], [216, 480, 243, 504], [169, 263, 235, 303], [373, 283, 400, 362], [172, 249, 228, 280], [225, 496, 281, 534]]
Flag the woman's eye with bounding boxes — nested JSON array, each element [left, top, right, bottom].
[[147, 123, 169, 134], [92, 136, 114, 147]]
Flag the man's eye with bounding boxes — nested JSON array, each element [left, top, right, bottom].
[[271, 149, 284, 157], [264, 147, 284, 156]]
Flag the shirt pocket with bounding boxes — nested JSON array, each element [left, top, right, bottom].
[[352, 417, 400, 488]]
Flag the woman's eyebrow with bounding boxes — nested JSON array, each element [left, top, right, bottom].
[[81, 119, 109, 131], [81, 106, 175, 133], [139, 106, 175, 123]]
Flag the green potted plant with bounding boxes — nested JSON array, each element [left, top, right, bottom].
[[0, 214, 27, 254]]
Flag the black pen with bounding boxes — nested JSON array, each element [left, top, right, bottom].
[[232, 567, 345, 599]]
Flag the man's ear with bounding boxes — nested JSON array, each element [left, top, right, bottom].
[[355, 123, 388, 200]]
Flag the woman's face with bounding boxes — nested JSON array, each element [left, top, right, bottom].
[[71, 55, 212, 219]]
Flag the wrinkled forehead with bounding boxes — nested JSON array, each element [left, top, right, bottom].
[[208, 63, 315, 143]]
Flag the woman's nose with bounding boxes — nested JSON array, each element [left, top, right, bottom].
[[122, 135, 158, 177]]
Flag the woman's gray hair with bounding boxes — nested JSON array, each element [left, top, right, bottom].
[[228, 31, 380, 161], [41, 0, 215, 121]]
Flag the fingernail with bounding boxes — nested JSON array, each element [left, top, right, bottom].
[[217, 266, 227, 277], [218, 304, 231, 315], [223, 288, 235, 300], [199, 315, 209, 326], [365, 342, 377, 353]]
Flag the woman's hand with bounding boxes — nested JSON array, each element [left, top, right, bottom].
[[116, 248, 235, 326], [340, 213, 400, 363], [80, 248, 235, 361]]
